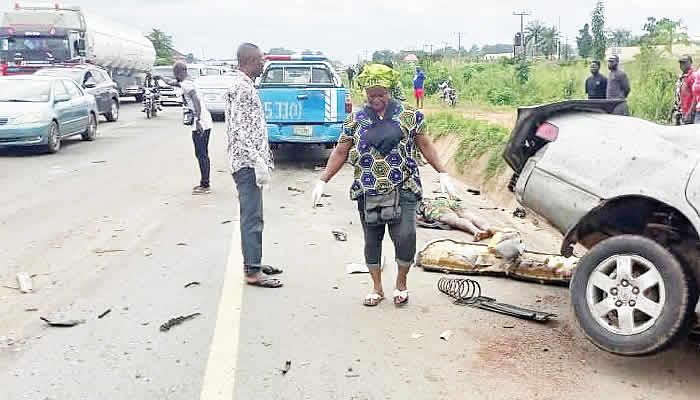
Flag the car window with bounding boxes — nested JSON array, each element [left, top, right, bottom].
[[285, 67, 311, 84], [82, 71, 94, 85], [206, 68, 221, 75], [312, 67, 332, 84], [54, 80, 69, 99], [100, 71, 112, 82], [63, 80, 82, 98], [262, 67, 284, 84], [90, 70, 105, 84]]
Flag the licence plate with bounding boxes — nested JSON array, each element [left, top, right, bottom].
[[293, 126, 313, 136]]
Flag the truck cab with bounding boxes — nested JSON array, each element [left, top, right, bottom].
[[258, 55, 351, 147]]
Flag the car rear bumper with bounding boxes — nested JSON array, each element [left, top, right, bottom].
[[267, 123, 341, 144], [161, 92, 183, 104], [0, 123, 49, 146], [123, 87, 144, 96]]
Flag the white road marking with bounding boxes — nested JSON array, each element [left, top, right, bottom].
[[199, 228, 244, 400]]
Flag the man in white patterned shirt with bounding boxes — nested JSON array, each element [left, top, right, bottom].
[[225, 43, 282, 288]]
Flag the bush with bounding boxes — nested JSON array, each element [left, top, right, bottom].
[[487, 87, 517, 106]]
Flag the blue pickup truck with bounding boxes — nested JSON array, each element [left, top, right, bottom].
[[258, 56, 351, 148]]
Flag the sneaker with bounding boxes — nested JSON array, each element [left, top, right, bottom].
[[192, 186, 211, 195]]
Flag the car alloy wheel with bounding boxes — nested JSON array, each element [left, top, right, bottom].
[[46, 121, 60, 153]]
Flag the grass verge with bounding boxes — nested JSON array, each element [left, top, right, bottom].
[[428, 112, 510, 180]]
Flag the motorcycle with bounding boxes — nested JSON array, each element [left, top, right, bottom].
[[438, 80, 458, 107], [142, 74, 162, 119]]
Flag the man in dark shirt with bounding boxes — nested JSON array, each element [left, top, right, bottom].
[[585, 61, 608, 99], [607, 55, 631, 115]]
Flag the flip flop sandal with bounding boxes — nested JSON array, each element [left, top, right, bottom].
[[261, 265, 283, 275], [247, 277, 283, 288], [363, 293, 384, 307], [393, 289, 409, 306]]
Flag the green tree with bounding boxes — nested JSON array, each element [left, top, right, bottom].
[[525, 20, 546, 56], [372, 49, 395, 64], [642, 17, 689, 53], [540, 26, 560, 59], [185, 53, 195, 63], [577, 23, 593, 58], [592, 1, 607, 61], [608, 28, 632, 47], [146, 29, 174, 65]]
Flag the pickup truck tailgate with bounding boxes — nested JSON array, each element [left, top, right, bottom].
[[259, 88, 345, 123]]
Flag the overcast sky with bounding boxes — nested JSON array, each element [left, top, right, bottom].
[[5, 1, 700, 63]]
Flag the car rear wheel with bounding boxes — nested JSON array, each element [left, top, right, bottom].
[[45, 121, 60, 153], [135, 94, 143, 103], [105, 99, 119, 122], [570, 235, 696, 356], [81, 113, 98, 141]]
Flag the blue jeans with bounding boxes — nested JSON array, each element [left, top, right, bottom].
[[357, 190, 418, 270], [233, 168, 264, 275]]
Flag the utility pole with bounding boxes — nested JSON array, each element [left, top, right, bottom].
[[455, 32, 466, 58], [513, 11, 532, 56]]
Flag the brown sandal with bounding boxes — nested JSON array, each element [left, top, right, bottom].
[[247, 277, 283, 288]]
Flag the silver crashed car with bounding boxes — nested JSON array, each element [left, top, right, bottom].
[[504, 100, 700, 356]]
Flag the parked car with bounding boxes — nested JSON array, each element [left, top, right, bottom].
[[196, 74, 236, 120], [258, 55, 351, 148], [151, 65, 183, 106], [504, 100, 700, 356], [34, 65, 120, 122], [0, 76, 99, 153]]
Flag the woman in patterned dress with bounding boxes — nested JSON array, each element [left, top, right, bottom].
[[312, 64, 458, 307]]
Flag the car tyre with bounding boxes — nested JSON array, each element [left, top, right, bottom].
[[135, 94, 143, 103], [45, 121, 61, 153], [105, 99, 119, 122], [570, 235, 696, 356], [81, 113, 98, 141]]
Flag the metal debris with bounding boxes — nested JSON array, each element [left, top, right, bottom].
[[281, 360, 292, 375], [16, 273, 33, 294], [221, 220, 232, 225], [332, 230, 348, 242], [94, 249, 125, 254], [513, 207, 527, 218], [159, 313, 201, 332], [40, 317, 84, 327], [98, 309, 112, 319], [437, 278, 556, 322], [287, 186, 304, 193], [467, 189, 481, 196], [440, 330, 453, 341], [184, 281, 201, 288]]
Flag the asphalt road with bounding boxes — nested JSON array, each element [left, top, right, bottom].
[[0, 101, 699, 400]]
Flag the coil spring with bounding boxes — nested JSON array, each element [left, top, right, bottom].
[[438, 278, 482, 305]]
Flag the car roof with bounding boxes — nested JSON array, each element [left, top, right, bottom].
[[1, 75, 60, 82], [36, 68, 88, 74]]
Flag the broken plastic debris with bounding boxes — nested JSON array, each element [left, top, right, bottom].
[[440, 330, 453, 341], [467, 189, 481, 196], [287, 186, 304, 193], [281, 360, 292, 375], [411, 333, 424, 340], [513, 207, 527, 219], [184, 281, 201, 288], [40, 317, 84, 328], [16, 273, 32, 294], [332, 230, 348, 242], [98, 309, 112, 319], [94, 249, 125, 254]]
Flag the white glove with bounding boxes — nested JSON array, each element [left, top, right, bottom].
[[312, 180, 326, 207], [439, 173, 457, 198]]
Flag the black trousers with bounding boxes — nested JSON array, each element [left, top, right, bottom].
[[192, 129, 211, 187]]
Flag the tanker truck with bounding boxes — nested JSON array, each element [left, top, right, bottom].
[[0, 2, 156, 101]]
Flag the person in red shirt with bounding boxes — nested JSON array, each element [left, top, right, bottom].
[[674, 55, 696, 125]]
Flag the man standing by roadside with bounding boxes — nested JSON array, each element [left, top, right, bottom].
[[346, 65, 355, 88], [585, 61, 607, 100], [413, 67, 426, 109], [606, 55, 631, 116], [671, 55, 696, 125], [225, 43, 283, 288], [174, 62, 213, 195]]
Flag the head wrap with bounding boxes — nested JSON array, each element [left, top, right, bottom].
[[356, 63, 400, 90]]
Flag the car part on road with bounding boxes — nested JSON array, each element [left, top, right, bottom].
[[281, 360, 292, 375], [513, 207, 527, 218], [16, 273, 33, 294], [332, 229, 348, 241], [418, 237, 577, 286], [570, 235, 697, 356], [40, 317, 84, 327], [438, 278, 557, 322], [159, 313, 201, 332], [98, 309, 112, 319], [184, 281, 201, 288]]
